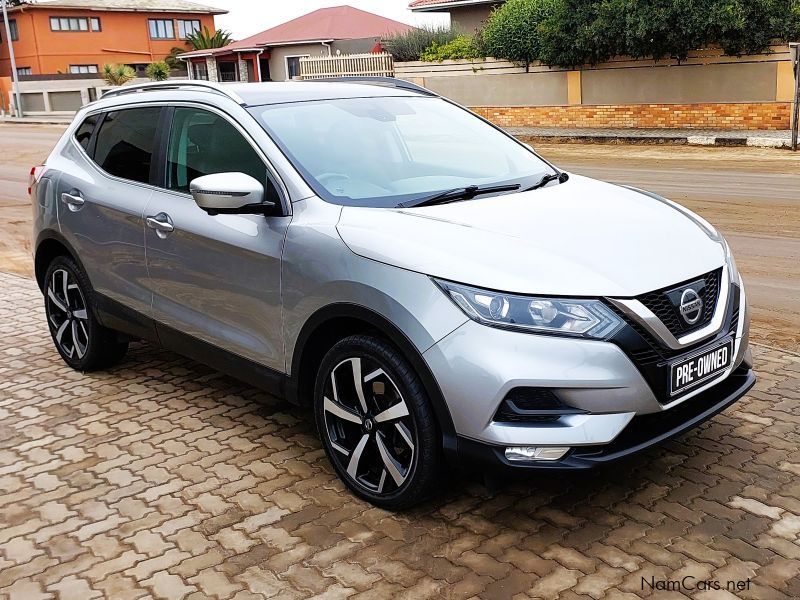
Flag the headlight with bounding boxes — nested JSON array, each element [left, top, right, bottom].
[[435, 279, 623, 338]]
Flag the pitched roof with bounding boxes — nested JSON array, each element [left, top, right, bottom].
[[409, 0, 500, 11], [183, 5, 412, 57], [9, 0, 227, 14]]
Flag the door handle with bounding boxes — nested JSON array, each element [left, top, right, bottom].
[[60, 191, 85, 211], [146, 213, 175, 238]]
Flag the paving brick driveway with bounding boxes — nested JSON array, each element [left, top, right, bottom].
[[1, 270, 799, 600]]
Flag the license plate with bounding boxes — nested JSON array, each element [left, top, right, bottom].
[[670, 339, 733, 396]]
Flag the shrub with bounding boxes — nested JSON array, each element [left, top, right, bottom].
[[420, 35, 483, 61], [486, 0, 799, 69], [102, 64, 136, 86], [482, 0, 558, 71], [145, 61, 171, 81], [383, 27, 459, 62]]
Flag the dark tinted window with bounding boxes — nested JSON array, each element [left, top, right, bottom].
[[166, 107, 277, 204], [94, 107, 161, 184], [74, 114, 99, 152]]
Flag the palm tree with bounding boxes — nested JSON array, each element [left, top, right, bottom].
[[102, 64, 136, 86], [185, 26, 233, 50]]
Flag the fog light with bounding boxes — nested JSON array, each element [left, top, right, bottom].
[[504, 446, 570, 462]]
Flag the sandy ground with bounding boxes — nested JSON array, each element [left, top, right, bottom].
[[1, 123, 798, 350]]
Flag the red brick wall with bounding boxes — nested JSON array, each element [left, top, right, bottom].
[[472, 103, 791, 130]]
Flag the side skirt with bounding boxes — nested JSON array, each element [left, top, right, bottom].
[[93, 292, 289, 400]]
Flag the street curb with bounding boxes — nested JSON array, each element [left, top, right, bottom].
[[515, 134, 791, 148], [0, 117, 72, 125]]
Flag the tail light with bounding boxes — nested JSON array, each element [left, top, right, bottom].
[[29, 165, 46, 196]]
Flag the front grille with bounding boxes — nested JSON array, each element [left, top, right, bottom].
[[638, 268, 721, 337], [605, 281, 739, 405]]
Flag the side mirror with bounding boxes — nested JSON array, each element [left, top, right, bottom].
[[189, 172, 275, 215]]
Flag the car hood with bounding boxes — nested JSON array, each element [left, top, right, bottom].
[[336, 175, 725, 297]]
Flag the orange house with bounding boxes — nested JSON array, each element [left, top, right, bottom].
[[0, 0, 225, 77]]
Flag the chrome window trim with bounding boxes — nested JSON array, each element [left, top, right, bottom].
[[607, 265, 730, 350]]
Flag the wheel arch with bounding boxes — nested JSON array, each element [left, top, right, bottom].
[[34, 230, 88, 293], [288, 303, 458, 462]]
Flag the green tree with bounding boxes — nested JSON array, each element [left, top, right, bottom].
[[165, 46, 188, 71], [145, 61, 170, 81], [482, 0, 558, 71], [185, 26, 233, 50], [102, 63, 136, 86], [620, 0, 712, 62], [709, 0, 787, 56]]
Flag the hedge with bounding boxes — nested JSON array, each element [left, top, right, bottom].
[[412, 0, 800, 68]]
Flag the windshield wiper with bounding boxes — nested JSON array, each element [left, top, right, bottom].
[[524, 171, 570, 191], [396, 183, 521, 209]]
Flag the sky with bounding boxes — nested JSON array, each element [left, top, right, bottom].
[[203, 0, 448, 39]]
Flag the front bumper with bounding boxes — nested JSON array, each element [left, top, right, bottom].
[[456, 364, 754, 471], [423, 278, 753, 470]]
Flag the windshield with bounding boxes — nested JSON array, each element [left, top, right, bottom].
[[249, 96, 554, 207]]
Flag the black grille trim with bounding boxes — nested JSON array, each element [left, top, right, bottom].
[[605, 282, 740, 405], [637, 268, 721, 337], [493, 388, 586, 424]]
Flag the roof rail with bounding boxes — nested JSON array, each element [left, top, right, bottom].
[[310, 76, 437, 97], [102, 80, 246, 105]]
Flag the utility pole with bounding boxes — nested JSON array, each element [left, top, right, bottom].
[[791, 43, 799, 152], [2, 0, 22, 118]]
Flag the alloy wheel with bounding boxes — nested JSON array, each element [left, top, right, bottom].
[[322, 356, 416, 495], [45, 268, 90, 360]]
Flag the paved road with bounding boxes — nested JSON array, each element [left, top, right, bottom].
[[2, 271, 800, 599]]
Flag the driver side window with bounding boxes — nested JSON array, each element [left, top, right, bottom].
[[166, 107, 280, 206]]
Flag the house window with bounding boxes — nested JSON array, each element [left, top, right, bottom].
[[17, 67, 32, 76], [90, 17, 101, 31], [70, 64, 98, 74], [192, 61, 208, 80], [148, 19, 174, 39], [285, 55, 308, 80], [2, 18, 19, 41], [51, 17, 86, 31], [178, 19, 201, 39]]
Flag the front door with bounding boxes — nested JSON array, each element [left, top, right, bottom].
[[144, 106, 290, 371], [55, 107, 163, 317]]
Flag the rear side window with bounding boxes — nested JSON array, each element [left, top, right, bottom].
[[166, 107, 272, 199], [94, 107, 161, 184], [74, 114, 99, 152]]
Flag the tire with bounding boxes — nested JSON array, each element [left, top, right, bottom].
[[43, 255, 128, 371], [314, 334, 442, 510]]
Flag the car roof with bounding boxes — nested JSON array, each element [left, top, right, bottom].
[[227, 81, 424, 106]]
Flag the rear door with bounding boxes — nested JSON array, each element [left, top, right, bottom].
[[143, 105, 290, 371], [55, 106, 164, 317]]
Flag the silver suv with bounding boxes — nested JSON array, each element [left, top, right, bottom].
[[31, 79, 754, 508]]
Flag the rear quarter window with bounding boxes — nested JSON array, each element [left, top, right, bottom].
[[93, 107, 162, 185], [74, 113, 99, 152]]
